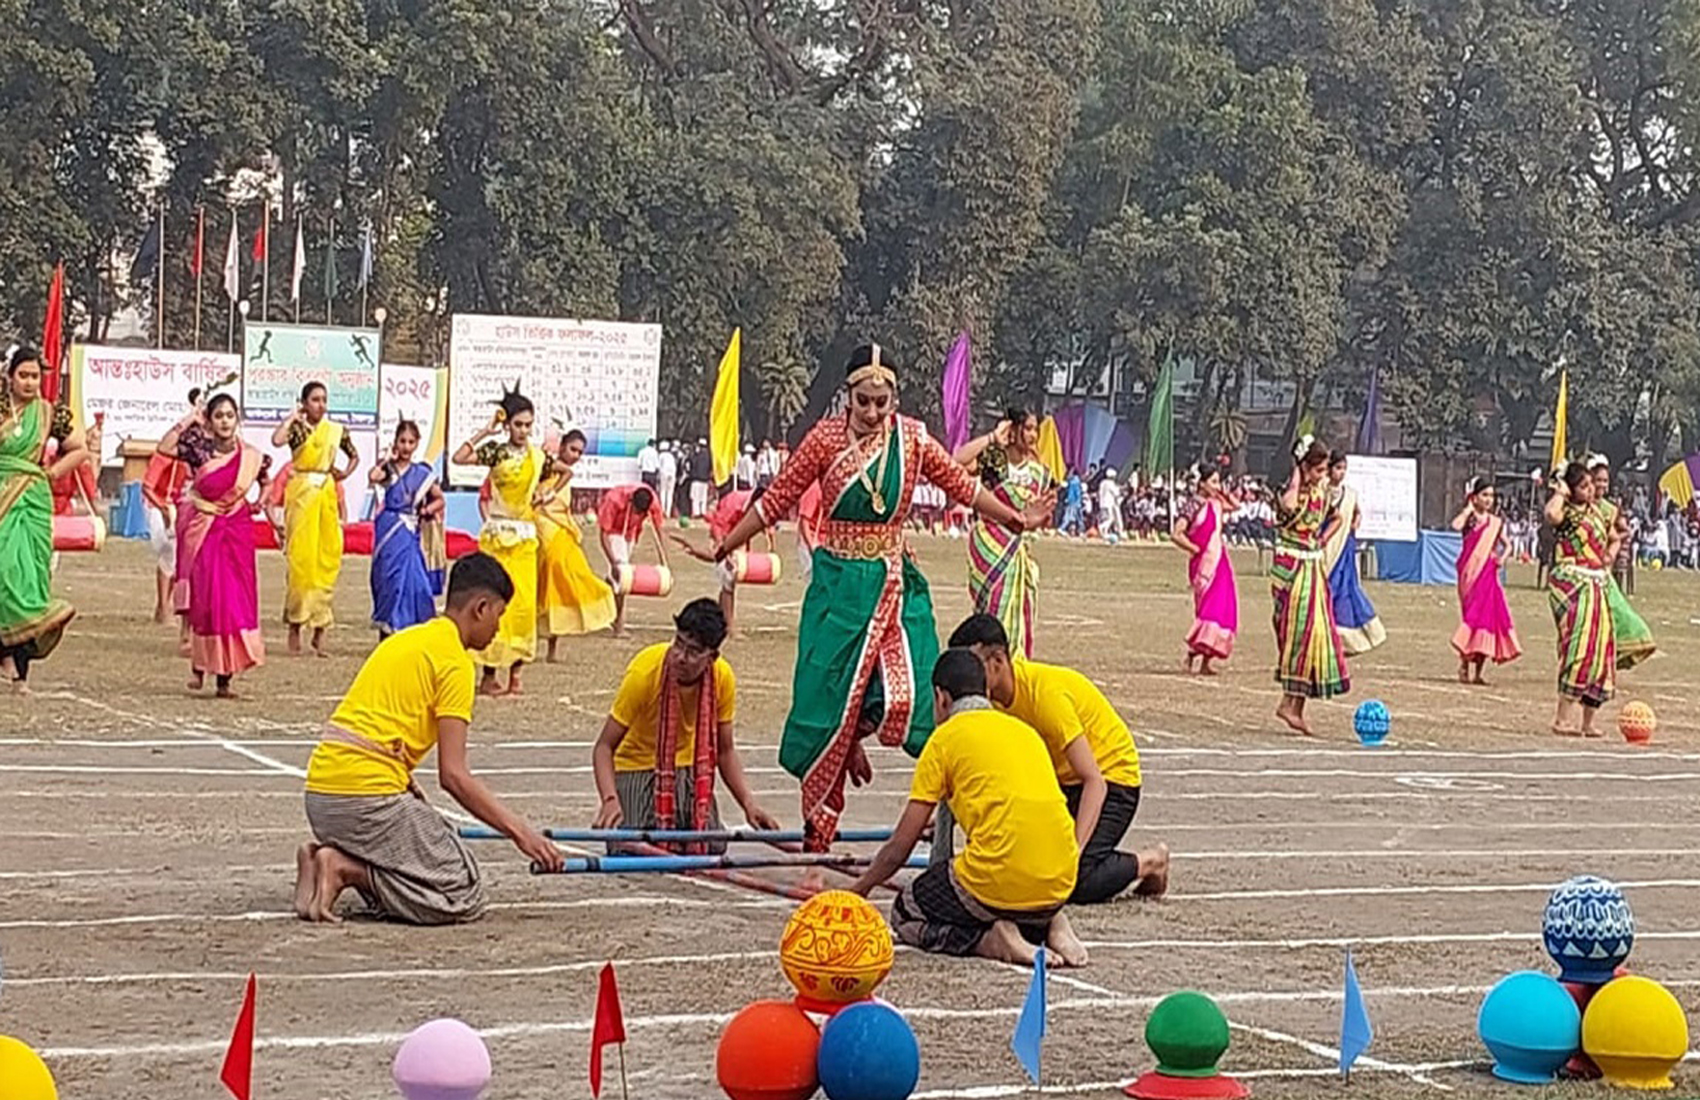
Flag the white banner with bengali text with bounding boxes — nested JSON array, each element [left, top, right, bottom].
[[70, 345, 241, 466], [1347, 455, 1419, 542], [379, 364, 448, 465]]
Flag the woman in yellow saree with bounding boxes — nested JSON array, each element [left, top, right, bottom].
[[536, 428, 616, 661], [1, 346, 88, 693], [270, 381, 358, 656], [453, 387, 556, 695]]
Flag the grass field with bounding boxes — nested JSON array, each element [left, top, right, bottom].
[[2, 531, 1697, 1099]]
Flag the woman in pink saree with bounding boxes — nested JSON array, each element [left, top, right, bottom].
[[159, 394, 268, 698], [1449, 476, 1521, 683], [1170, 464, 1239, 674]]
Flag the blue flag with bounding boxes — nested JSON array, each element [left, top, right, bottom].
[[1339, 949, 1373, 1077], [1011, 948, 1046, 1083]]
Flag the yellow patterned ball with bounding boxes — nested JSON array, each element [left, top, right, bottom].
[[1618, 701, 1657, 745], [1582, 975, 1690, 1090], [779, 890, 895, 1009]]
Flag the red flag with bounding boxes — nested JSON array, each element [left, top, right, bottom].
[[589, 962, 626, 1098], [251, 205, 269, 263], [40, 262, 64, 403], [191, 207, 205, 277], [220, 973, 257, 1100]]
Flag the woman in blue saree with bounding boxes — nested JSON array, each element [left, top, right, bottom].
[[368, 420, 445, 636]]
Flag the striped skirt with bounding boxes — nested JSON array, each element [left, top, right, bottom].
[[1549, 565, 1615, 704], [1270, 547, 1349, 698], [612, 767, 725, 852], [304, 791, 487, 924]]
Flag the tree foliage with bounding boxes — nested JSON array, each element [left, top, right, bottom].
[[6, 0, 1700, 463]]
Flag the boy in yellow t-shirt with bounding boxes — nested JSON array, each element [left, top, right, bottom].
[[591, 598, 779, 845], [296, 552, 563, 924], [850, 649, 1087, 967], [950, 613, 1170, 903]]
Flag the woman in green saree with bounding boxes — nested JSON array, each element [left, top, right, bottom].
[[1, 345, 88, 691], [714, 344, 1051, 848]]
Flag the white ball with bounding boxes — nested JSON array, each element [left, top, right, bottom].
[[393, 1019, 491, 1100]]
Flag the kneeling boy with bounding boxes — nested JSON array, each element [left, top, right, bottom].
[[949, 613, 1169, 902], [850, 648, 1087, 966], [296, 552, 563, 923], [591, 598, 779, 845]]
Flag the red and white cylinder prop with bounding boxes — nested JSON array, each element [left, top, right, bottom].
[[730, 550, 782, 585], [52, 514, 107, 552], [615, 563, 674, 598]]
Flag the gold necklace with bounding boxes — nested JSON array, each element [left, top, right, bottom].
[[853, 421, 893, 514]]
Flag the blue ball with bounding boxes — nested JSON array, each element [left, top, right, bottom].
[[1477, 970, 1580, 1084], [817, 1002, 920, 1100], [1353, 700, 1391, 746]]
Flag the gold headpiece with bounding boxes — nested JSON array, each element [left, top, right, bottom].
[[846, 343, 897, 390]]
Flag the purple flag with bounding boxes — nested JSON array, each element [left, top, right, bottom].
[[1357, 367, 1382, 455], [942, 331, 972, 452]]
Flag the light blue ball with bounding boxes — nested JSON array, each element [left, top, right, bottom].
[[1353, 700, 1391, 746], [817, 1002, 920, 1100], [1477, 970, 1580, 1084]]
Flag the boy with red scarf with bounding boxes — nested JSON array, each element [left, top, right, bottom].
[[591, 598, 779, 849]]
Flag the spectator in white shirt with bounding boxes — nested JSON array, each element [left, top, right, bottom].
[[637, 438, 661, 492], [658, 441, 679, 518], [1098, 469, 1123, 541], [756, 440, 781, 487], [735, 444, 757, 490]]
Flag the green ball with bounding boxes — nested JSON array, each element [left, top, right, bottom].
[[1145, 991, 1231, 1078]]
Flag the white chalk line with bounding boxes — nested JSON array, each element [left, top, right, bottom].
[[11, 845, 1700, 885], [11, 874, 1700, 930], [1179, 877, 1700, 902]]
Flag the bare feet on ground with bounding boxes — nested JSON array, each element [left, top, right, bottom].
[[975, 920, 1038, 966], [292, 842, 320, 919], [187, 671, 205, 692], [1275, 700, 1313, 736], [1134, 842, 1172, 897], [1046, 912, 1090, 967]]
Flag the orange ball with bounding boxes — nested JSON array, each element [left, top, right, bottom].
[[1618, 702, 1656, 745], [716, 1000, 820, 1100]]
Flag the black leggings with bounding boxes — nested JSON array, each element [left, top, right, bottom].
[[1063, 782, 1142, 904]]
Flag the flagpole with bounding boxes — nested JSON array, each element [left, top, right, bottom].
[[360, 224, 370, 327], [260, 199, 270, 323], [617, 1044, 630, 1100], [155, 205, 165, 350], [326, 215, 335, 325], [193, 206, 204, 351], [294, 215, 302, 324]]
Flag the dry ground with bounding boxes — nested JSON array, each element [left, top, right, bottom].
[[2, 530, 1698, 1099]]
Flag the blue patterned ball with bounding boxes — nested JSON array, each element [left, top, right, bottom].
[[1353, 700, 1391, 746], [1542, 875, 1635, 984]]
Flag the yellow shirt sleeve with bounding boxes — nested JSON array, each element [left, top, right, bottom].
[[434, 649, 475, 724], [714, 660, 737, 723]]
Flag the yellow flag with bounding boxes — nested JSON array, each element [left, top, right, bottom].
[[710, 328, 741, 486], [1035, 415, 1066, 484], [1549, 368, 1568, 471]]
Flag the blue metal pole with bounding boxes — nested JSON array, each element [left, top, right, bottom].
[[528, 853, 929, 874], [459, 826, 894, 845]]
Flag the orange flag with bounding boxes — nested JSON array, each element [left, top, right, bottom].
[[221, 973, 257, 1100], [590, 962, 627, 1098]]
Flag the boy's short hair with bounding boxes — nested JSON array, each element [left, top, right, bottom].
[[446, 552, 515, 606], [675, 597, 728, 650], [947, 613, 1009, 653], [933, 647, 987, 701], [632, 487, 655, 513]]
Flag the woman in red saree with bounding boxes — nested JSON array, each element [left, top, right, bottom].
[[1449, 476, 1521, 683], [714, 344, 1049, 848], [159, 394, 267, 698]]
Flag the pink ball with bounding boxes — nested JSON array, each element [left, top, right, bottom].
[[393, 1019, 492, 1100]]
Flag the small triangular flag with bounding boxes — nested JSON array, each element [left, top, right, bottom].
[[590, 962, 627, 1098], [1339, 949, 1373, 1079], [221, 973, 257, 1100], [1010, 948, 1046, 1083]]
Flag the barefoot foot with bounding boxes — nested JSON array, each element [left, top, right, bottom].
[[974, 920, 1038, 966], [292, 843, 321, 919], [1046, 912, 1090, 967], [1134, 842, 1171, 897]]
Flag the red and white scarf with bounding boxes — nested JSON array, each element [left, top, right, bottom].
[[653, 649, 719, 853]]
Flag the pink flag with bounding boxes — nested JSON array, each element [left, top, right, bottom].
[[942, 330, 972, 452]]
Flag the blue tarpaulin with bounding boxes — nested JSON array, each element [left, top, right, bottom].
[[1371, 530, 1460, 585]]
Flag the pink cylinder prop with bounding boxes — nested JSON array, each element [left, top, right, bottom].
[[615, 563, 674, 597], [732, 550, 782, 585], [51, 514, 106, 552]]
